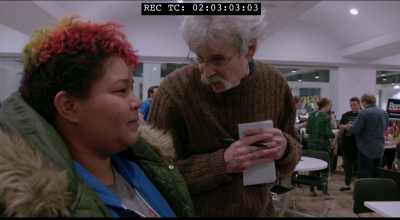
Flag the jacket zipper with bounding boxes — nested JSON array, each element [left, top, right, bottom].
[[134, 187, 160, 217], [121, 204, 145, 217]]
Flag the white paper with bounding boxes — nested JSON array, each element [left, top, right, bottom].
[[238, 120, 276, 186]]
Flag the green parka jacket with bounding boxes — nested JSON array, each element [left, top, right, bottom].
[[0, 92, 195, 217]]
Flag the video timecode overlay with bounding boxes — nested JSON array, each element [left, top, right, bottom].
[[142, 3, 261, 15]]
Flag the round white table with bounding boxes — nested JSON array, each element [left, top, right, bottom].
[[277, 156, 328, 218], [295, 156, 328, 172]]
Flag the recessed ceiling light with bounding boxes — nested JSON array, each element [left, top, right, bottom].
[[153, 68, 157, 70], [392, 83, 395, 85], [382, 74, 386, 76], [350, 9, 358, 15], [292, 69, 297, 73], [383, 78, 387, 81], [395, 85, 400, 89], [315, 76, 319, 79]]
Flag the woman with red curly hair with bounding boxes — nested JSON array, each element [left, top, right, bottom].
[[0, 15, 194, 217]]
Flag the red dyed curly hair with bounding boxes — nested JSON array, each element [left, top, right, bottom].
[[22, 14, 138, 71], [20, 15, 140, 124]]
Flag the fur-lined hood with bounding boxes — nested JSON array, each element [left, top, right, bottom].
[[0, 124, 175, 217]]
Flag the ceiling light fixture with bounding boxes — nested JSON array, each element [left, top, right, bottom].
[[292, 69, 297, 73], [383, 78, 387, 81], [298, 75, 302, 82], [177, 0, 183, 3], [350, 9, 358, 15], [315, 72, 319, 79]]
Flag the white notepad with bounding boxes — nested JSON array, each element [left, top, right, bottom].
[[238, 120, 276, 186]]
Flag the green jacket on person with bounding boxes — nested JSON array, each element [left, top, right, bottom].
[[0, 92, 195, 217]]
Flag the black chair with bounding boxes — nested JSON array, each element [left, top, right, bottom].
[[270, 173, 295, 217], [378, 168, 400, 200], [291, 150, 331, 217], [353, 178, 398, 217]]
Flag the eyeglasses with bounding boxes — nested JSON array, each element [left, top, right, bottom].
[[186, 48, 239, 69]]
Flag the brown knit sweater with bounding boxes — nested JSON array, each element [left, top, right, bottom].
[[147, 60, 302, 217]]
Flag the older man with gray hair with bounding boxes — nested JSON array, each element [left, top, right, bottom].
[[147, 8, 301, 217], [347, 92, 389, 179]]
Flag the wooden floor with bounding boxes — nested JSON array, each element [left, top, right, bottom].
[[273, 157, 385, 217]]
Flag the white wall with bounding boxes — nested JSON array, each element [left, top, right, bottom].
[[0, 60, 23, 102], [121, 16, 188, 58], [330, 68, 376, 120], [0, 23, 29, 53]]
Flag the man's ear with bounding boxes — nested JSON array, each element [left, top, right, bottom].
[[54, 91, 80, 124], [245, 39, 257, 60]]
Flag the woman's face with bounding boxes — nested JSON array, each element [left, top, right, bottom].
[[75, 57, 142, 156], [295, 101, 303, 110], [326, 102, 332, 113]]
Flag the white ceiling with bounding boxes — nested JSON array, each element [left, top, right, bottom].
[[1, 0, 400, 75], [297, 1, 400, 49]]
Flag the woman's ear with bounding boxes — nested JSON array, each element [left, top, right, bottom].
[[54, 91, 80, 124]]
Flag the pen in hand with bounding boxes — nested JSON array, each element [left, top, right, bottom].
[[220, 138, 270, 148]]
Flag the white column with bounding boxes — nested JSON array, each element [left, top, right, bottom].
[[142, 63, 161, 101], [330, 67, 376, 120]]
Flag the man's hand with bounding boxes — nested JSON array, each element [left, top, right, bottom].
[[302, 122, 307, 128], [223, 128, 288, 174], [346, 124, 352, 132]]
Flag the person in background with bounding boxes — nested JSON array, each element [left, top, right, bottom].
[[338, 97, 362, 192], [0, 15, 194, 217], [294, 95, 307, 130], [347, 92, 389, 179], [384, 120, 400, 169], [306, 98, 337, 199], [386, 126, 393, 137], [147, 9, 302, 217], [139, 85, 158, 123], [292, 95, 306, 188]]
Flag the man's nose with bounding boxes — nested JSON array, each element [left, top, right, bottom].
[[202, 63, 216, 78]]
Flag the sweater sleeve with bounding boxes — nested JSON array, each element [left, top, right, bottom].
[[147, 87, 232, 196], [275, 83, 302, 176]]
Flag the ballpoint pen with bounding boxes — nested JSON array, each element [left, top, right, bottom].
[[220, 138, 269, 148]]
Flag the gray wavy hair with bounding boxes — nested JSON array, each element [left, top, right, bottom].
[[181, 2, 267, 56]]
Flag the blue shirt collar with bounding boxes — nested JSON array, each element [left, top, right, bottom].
[[246, 59, 255, 79]]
